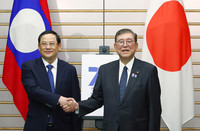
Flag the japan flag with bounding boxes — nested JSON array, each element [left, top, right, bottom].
[[142, 0, 194, 130]]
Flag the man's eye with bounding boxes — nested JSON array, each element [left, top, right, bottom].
[[50, 43, 55, 46], [42, 43, 47, 46]]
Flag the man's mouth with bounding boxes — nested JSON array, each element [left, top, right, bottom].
[[122, 49, 129, 53], [45, 51, 52, 54]]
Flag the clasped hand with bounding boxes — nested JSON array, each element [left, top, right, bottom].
[[58, 96, 78, 112]]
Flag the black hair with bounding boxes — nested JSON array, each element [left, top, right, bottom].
[[38, 30, 61, 44]]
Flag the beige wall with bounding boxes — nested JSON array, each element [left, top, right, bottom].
[[0, 0, 200, 130]]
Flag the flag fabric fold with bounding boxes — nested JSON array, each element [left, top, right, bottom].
[[142, 0, 194, 130], [3, 0, 52, 120]]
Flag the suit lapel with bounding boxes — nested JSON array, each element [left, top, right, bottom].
[[112, 61, 121, 103], [121, 58, 140, 103], [35, 58, 52, 92], [55, 59, 64, 92]]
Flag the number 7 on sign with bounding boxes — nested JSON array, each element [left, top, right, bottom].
[[88, 67, 99, 86]]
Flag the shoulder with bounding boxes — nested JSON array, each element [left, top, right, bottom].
[[58, 59, 76, 70], [100, 60, 118, 69], [21, 58, 41, 67], [135, 58, 156, 69], [135, 58, 158, 75], [103, 59, 118, 66]]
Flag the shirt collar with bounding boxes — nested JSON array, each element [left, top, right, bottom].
[[119, 57, 135, 71], [42, 58, 58, 69]]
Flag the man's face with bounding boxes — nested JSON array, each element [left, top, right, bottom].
[[114, 32, 138, 61], [38, 33, 61, 63]]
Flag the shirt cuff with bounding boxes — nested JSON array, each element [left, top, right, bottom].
[[75, 108, 79, 114]]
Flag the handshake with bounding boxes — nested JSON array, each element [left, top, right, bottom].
[[58, 96, 79, 112]]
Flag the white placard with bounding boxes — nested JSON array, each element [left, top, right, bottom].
[[81, 54, 119, 116]]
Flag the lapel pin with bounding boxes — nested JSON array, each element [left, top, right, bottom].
[[132, 71, 139, 78], [132, 73, 134, 77], [132, 73, 137, 78]]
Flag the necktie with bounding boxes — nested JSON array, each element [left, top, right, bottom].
[[119, 66, 128, 101], [47, 64, 54, 123], [47, 64, 54, 93]]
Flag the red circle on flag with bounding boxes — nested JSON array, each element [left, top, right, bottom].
[[146, 1, 191, 71]]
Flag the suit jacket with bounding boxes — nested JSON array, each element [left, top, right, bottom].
[[79, 58, 161, 131], [21, 58, 81, 131]]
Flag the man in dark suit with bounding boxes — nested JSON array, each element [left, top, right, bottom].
[[21, 30, 81, 131], [64, 28, 161, 131]]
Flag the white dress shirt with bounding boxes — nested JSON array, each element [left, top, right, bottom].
[[118, 57, 135, 85], [42, 58, 58, 89]]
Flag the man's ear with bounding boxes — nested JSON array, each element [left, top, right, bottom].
[[135, 42, 138, 49], [38, 43, 41, 51], [58, 43, 61, 51], [114, 43, 117, 49]]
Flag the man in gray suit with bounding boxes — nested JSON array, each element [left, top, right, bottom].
[[63, 28, 161, 131]]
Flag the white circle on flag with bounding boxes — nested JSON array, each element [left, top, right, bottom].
[[9, 9, 46, 53]]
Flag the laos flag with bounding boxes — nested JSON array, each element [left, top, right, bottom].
[[142, 0, 194, 130], [2, 0, 52, 120]]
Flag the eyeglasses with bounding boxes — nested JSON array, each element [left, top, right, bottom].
[[116, 39, 135, 46], [40, 42, 56, 47]]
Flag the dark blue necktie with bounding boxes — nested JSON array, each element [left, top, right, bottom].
[[47, 64, 54, 93], [47, 64, 54, 123], [119, 66, 128, 101]]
